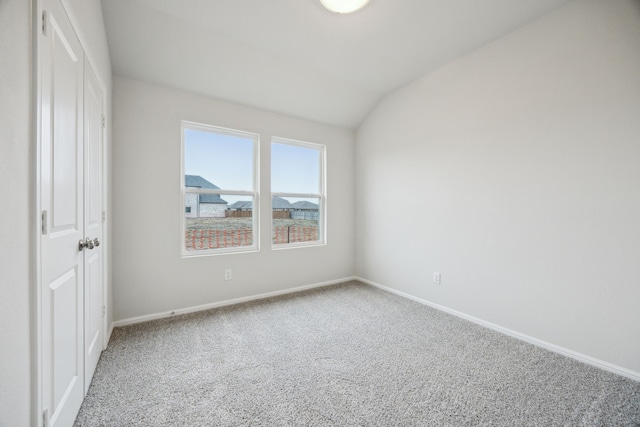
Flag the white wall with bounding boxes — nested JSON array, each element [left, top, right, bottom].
[[184, 193, 198, 218], [0, 1, 32, 425], [112, 76, 355, 321], [356, 0, 640, 375], [198, 203, 226, 218]]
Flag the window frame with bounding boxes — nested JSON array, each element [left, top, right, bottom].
[[271, 137, 326, 250], [181, 121, 260, 257]]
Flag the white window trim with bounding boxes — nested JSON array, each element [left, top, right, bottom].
[[271, 137, 326, 250], [181, 120, 260, 257]]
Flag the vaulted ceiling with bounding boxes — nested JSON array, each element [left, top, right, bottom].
[[102, 0, 573, 129]]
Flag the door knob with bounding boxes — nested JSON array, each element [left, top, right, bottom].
[[79, 237, 95, 251], [93, 238, 100, 247]]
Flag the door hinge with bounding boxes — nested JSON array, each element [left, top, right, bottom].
[[42, 11, 48, 35], [102, 115, 106, 129], [102, 211, 106, 222], [102, 306, 106, 318], [41, 210, 48, 235], [43, 408, 49, 427]]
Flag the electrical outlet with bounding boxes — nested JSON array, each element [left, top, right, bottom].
[[433, 272, 441, 284], [224, 269, 232, 280]]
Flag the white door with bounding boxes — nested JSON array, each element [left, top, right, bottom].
[[83, 58, 104, 392], [40, 1, 85, 425]]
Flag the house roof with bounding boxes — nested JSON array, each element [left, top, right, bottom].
[[227, 197, 295, 210], [229, 201, 253, 210], [291, 201, 319, 210], [185, 175, 227, 204], [272, 197, 292, 210]]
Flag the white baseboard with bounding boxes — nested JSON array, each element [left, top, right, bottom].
[[356, 276, 640, 383], [113, 276, 356, 328]]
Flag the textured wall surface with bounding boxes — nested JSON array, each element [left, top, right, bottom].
[[356, 0, 640, 374], [112, 76, 355, 321], [0, 1, 32, 425]]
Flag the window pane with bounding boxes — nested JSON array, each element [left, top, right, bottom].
[[184, 128, 254, 191], [185, 194, 254, 252], [272, 197, 320, 245], [271, 142, 320, 194]]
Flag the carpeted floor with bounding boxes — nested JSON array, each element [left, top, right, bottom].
[[74, 281, 640, 426]]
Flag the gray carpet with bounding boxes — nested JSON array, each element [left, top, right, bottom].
[[74, 281, 640, 426]]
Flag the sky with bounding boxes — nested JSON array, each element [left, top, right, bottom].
[[184, 128, 321, 204]]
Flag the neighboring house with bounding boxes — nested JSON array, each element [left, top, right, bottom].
[[272, 196, 292, 211], [291, 201, 319, 220], [228, 200, 253, 211], [227, 197, 301, 220], [185, 175, 227, 218], [227, 197, 293, 212]]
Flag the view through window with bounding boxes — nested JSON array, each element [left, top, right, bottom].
[[271, 138, 325, 247], [182, 122, 258, 255]]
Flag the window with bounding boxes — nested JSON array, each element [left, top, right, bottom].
[[271, 138, 325, 248], [181, 121, 258, 256]]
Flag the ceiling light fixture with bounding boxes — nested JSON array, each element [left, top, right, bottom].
[[320, 0, 370, 14]]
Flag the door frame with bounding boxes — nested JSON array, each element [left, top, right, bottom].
[[31, 0, 109, 425]]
